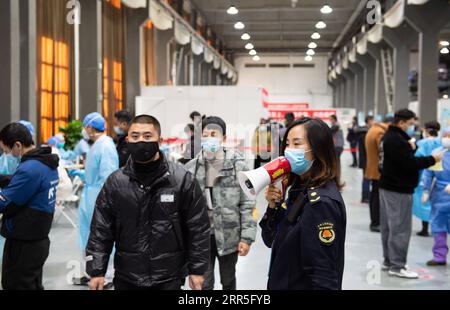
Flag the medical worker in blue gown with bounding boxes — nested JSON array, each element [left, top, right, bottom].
[[422, 126, 450, 266], [413, 122, 442, 236], [74, 112, 118, 286]]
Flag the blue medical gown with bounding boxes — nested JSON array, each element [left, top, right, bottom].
[[412, 138, 441, 222], [78, 135, 118, 250], [422, 148, 450, 233], [61, 139, 91, 161]]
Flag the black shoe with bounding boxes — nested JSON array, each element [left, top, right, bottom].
[[417, 230, 430, 237], [426, 260, 447, 266], [370, 225, 381, 232]]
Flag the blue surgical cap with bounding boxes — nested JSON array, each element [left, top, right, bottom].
[[83, 112, 106, 132], [18, 120, 35, 136]]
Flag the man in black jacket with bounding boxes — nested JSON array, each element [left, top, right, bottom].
[[113, 110, 132, 168], [86, 115, 210, 290], [379, 109, 442, 279], [0, 123, 59, 290]]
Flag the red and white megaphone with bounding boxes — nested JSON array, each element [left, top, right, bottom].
[[238, 157, 291, 199]]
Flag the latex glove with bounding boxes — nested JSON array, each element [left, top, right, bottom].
[[445, 184, 450, 195], [421, 192, 429, 204], [69, 169, 85, 181]]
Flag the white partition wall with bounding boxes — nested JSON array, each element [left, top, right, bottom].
[[136, 86, 265, 143]]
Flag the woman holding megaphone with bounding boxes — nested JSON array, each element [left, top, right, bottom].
[[260, 117, 347, 290]]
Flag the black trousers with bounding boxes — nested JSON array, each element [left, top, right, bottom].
[[2, 237, 50, 290], [114, 278, 184, 290], [369, 180, 380, 227], [203, 235, 238, 290]]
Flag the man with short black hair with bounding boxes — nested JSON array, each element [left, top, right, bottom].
[[87, 114, 210, 290], [0, 123, 59, 290], [114, 110, 133, 167], [379, 109, 443, 279]]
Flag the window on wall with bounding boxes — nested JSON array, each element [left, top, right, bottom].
[[102, 0, 126, 134], [40, 37, 70, 141], [37, 0, 74, 143]]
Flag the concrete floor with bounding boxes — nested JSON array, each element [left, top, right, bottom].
[[1, 151, 449, 290]]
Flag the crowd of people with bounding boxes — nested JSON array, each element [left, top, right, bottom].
[[0, 107, 448, 289]]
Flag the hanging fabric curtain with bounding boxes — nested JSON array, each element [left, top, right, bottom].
[[384, 0, 405, 28], [407, 0, 429, 4], [367, 24, 383, 43], [342, 54, 349, 69], [37, 0, 74, 143], [213, 55, 220, 70], [232, 73, 238, 84], [336, 62, 342, 75], [227, 68, 234, 79], [143, 20, 157, 86], [357, 35, 368, 55], [191, 36, 204, 55], [102, 0, 126, 134], [121, 0, 146, 8], [150, 0, 173, 30], [174, 20, 191, 45], [349, 46, 357, 63], [204, 48, 214, 63], [221, 61, 229, 75]]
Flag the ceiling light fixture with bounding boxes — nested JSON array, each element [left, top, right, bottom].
[[311, 32, 321, 40], [439, 40, 449, 46], [441, 47, 450, 54], [253, 55, 261, 61], [308, 42, 318, 49], [320, 5, 333, 14], [245, 43, 254, 50], [241, 33, 251, 40], [227, 6, 239, 15], [234, 22, 245, 30], [315, 21, 327, 29], [306, 49, 315, 56], [305, 55, 313, 62], [443, 94, 449, 99], [249, 49, 257, 56]]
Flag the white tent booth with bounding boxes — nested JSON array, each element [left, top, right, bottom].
[[136, 86, 265, 161]]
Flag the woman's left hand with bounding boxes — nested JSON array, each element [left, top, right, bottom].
[[445, 184, 450, 195]]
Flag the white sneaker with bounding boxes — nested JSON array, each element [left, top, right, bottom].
[[388, 268, 418, 279]]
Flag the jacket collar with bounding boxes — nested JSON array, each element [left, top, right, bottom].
[[123, 152, 170, 184], [388, 125, 410, 141]]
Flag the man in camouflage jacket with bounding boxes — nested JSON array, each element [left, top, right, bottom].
[[185, 116, 257, 290]]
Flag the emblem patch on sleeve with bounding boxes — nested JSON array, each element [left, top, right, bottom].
[[318, 222, 335, 244]]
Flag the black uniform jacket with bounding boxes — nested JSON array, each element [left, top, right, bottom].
[[260, 180, 346, 290]]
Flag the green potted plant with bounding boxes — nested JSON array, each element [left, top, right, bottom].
[[59, 120, 83, 151]]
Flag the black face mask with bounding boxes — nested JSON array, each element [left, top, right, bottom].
[[127, 141, 159, 163]]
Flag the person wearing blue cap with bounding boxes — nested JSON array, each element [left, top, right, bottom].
[[73, 112, 118, 287], [421, 126, 450, 266]]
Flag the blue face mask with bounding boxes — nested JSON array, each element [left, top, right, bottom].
[[0, 153, 21, 175], [406, 125, 415, 137], [284, 148, 314, 176], [114, 126, 125, 136], [201, 137, 222, 153]]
